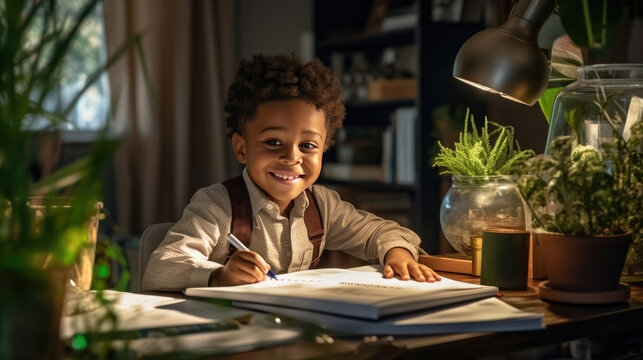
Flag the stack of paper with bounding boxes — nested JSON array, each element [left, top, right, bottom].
[[240, 297, 543, 335], [185, 266, 543, 335]]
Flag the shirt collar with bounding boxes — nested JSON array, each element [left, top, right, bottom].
[[241, 167, 310, 217]]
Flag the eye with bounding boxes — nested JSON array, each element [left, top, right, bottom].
[[265, 139, 282, 147], [300, 142, 318, 151]]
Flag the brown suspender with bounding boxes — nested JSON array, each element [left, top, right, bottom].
[[222, 176, 253, 247], [222, 175, 324, 268], [303, 189, 324, 268]]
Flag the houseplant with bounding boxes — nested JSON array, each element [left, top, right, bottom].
[[536, 1, 643, 275], [518, 120, 642, 303], [538, 0, 630, 122], [433, 109, 535, 255], [0, 0, 144, 357]]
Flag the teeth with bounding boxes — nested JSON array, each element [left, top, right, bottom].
[[273, 173, 299, 180]]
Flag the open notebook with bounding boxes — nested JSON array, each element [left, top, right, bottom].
[[185, 265, 499, 320]]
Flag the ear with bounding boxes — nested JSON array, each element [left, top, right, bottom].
[[231, 132, 247, 164]]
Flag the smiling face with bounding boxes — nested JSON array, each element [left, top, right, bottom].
[[232, 99, 327, 216]]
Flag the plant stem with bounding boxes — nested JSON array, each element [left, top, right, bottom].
[[559, 165, 578, 234], [582, 0, 595, 48], [601, 0, 607, 48], [518, 181, 546, 229]]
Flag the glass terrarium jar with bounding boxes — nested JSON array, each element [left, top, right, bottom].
[[545, 64, 643, 153], [440, 175, 526, 256]]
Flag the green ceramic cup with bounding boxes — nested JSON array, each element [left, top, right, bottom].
[[480, 228, 530, 290]]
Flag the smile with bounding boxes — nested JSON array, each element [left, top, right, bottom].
[[269, 172, 304, 182]]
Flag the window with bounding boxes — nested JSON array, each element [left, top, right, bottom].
[[24, 0, 111, 140]]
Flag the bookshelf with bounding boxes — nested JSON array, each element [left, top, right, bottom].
[[314, 0, 488, 253]]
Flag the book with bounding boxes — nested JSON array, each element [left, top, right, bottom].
[[394, 107, 416, 185], [380, 12, 418, 31], [238, 297, 543, 335], [381, 125, 395, 182], [334, 125, 385, 164], [185, 265, 499, 320]]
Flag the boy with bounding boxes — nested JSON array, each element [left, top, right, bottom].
[[143, 54, 440, 290]]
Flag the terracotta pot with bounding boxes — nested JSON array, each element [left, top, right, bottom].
[[536, 233, 632, 292]]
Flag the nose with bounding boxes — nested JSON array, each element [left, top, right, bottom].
[[280, 145, 302, 165]]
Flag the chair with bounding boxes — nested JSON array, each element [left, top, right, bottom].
[[138, 222, 174, 291]]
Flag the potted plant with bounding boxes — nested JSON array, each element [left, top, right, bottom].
[[536, 1, 643, 275], [518, 120, 642, 303], [432, 109, 535, 256], [0, 0, 142, 357]]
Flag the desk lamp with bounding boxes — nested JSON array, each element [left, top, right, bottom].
[[452, 0, 556, 105]]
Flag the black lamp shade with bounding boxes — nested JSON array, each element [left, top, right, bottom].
[[453, 0, 555, 106]]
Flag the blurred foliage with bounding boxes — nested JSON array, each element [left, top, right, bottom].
[[539, 0, 634, 121], [0, 0, 144, 358], [557, 0, 625, 59], [22, 0, 105, 86], [0, 0, 115, 272]]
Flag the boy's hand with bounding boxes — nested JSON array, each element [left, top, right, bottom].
[[209, 250, 272, 286], [383, 247, 441, 282]]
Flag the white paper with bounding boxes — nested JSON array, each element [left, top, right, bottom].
[[123, 325, 300, 356], [185, 265, 498, 319], [61, 290, 301, 354], [61, 290, 253, 338], [238, 297, 543, 335]]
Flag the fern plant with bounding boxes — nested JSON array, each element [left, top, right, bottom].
[[432, 109, 535, 176]]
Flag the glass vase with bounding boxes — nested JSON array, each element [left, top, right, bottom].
[[546, 64, 643, 153], [439, 175, 526, 256]]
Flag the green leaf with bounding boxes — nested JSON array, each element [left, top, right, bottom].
[[558, 0, 624, 59], [31, 156, 92, 195], [537, 34, 583, 122], [538, 86, 565, 124]]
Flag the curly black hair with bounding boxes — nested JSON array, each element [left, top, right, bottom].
[[224, 53, 345, 147]]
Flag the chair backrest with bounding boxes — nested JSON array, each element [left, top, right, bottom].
[[138, 222, 174, 290]]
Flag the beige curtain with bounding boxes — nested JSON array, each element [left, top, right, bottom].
[[103, 0, 239, 235]]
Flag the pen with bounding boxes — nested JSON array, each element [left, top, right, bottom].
[[226, 233, 278, 280]]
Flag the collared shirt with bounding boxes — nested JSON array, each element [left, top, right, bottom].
[[142, 168, 420, 290]]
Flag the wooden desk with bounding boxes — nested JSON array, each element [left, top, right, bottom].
[[202, 273, 643, 360]]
